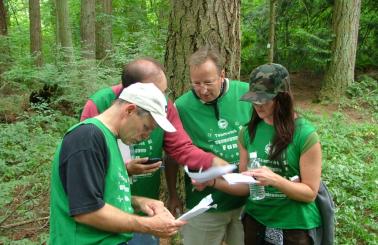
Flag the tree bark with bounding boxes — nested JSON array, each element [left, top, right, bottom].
[[164, 0, 241, 99], [320, 0, 361, 100], [95, 0, 112, 61], [29, 0, 43, 67], [268, 0, 277, 63], [56, 0, 73, 62], [81, 0, 96, 60], [0, 0, 7, 35], [0, 0, 9, 73]]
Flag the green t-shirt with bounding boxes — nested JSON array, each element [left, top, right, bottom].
[[240, 118, 321, 229], [90, 86, 164, 201], [175, 79, 252, 211], [50, 118, 133, 244]]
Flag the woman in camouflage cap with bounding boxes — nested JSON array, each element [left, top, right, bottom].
[[196, 63, 323, 245], [237, 63, 322, 245]]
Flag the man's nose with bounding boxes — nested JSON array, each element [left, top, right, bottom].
[[200, 86, 208, 94]]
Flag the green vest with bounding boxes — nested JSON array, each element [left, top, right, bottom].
[[241, 118, 321, 229], [49, 118, 133, 244], [90, 86, 164, 200], [175, 80, 252, 211]]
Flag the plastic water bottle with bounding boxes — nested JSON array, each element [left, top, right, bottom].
[[248, 152, 265, 200]]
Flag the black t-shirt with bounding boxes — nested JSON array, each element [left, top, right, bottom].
[[59, 124, 109, 216]]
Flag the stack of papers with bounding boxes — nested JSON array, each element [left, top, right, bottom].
[[184, 165, 237, 183], [222, 173, 257, 184], [177, 194, 217, 221]]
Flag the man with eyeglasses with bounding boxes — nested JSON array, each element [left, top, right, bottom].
[[50, 83, 186, 244], [167, 48, 252, 245], [80, 57, 228, 245]]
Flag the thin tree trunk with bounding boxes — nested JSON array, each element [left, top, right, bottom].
[[165, 0, 241, 99], [0, 0, 7, 35], [81, 0, 96, 60], [320, 0, 361, 100], [95, 0, 112, 61], [0, 0, 9, 73], [29, 0, 43, 67], [56, 0, 73, 62], [268, 0, 277, 63]]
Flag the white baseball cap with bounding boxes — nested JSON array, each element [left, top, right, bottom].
[[119, 82, 176, 132]]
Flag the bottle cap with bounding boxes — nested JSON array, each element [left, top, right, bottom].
[[249, 152, 257, 159]]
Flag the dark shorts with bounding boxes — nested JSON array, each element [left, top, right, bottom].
[[242, 214, 313, 245]]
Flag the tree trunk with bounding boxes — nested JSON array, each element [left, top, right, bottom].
[[0, 0, 7, 35], [95, 0, 112, 61], [29, 0, 43, 67], [320, 0, 361, 100], [0, 0, 9, 73], [81, 0, 96, 60], [56, 0, 73, 62], [164, 0, 241, 99], [268, 0, 277, 63]]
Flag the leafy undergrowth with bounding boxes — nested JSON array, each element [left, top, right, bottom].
[[0, 76, 377, 244], [301, 111, 378, 245], [0, 108, 76, 244]]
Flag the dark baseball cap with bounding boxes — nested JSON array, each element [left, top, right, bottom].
[[240, 63, 290, 104]]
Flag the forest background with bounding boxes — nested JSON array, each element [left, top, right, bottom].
[[0, 0, 377, 244]]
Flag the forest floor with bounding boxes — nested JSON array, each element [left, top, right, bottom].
[[0, 71, 375, 244]]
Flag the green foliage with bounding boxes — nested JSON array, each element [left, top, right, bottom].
[[0, 109, 76, 243], [342, 76, 378, 120], [240, 0, 378, 76], [280, 27, 332, 72], [0, 0, 377, 244], [300, 111, 378, 244], [356, 0, 378, 69]]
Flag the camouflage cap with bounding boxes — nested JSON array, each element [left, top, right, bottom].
[[240, 63, 290, 104]]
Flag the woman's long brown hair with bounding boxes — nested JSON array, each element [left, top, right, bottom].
[[247, 92, 295, 160]]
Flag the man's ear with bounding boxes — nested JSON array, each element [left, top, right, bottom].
[[220, 69, 225, 79], [123, 103, 137, 116]]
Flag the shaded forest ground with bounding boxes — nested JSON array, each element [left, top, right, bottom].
[[0, 71, 377, 244]]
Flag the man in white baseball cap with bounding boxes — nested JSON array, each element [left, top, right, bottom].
[[119, 82, 176, 133], [49, 82, 183, 244]]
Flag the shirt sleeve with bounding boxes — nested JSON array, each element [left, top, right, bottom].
[[80, 100, 99, 121], [301, 132, 319, 154], [163, 100, 214, 170], [59, 124, 108, 216]]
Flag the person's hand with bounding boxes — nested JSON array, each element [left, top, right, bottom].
[[144, 212, 187, 238], [242, 166, 280, 187], [134, 197, 171, 217], [191, 179, 214, 191], [126, 157, 161, 176], [211, 156, 229, 167], [167, 195, 183, 218]]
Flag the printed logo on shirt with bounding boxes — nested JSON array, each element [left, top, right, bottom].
[[265, 142, 271, 155], [217, 118, 228, 129]]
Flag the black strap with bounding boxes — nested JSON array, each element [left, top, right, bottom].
[[191, 80, 226, 121]]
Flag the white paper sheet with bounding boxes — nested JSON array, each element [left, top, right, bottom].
[[177, 194, 217, 221], [222, 173, 257, 184], [184, 165, 237, 183], [117, 139, 131, 162]]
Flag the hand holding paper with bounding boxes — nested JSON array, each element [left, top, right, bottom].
[[184, 164, 237, 183], [177, 194, 217, 221], [222, 173, 257, 184]]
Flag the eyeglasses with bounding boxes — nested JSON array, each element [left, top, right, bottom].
[[191, 77, 220, 89]]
